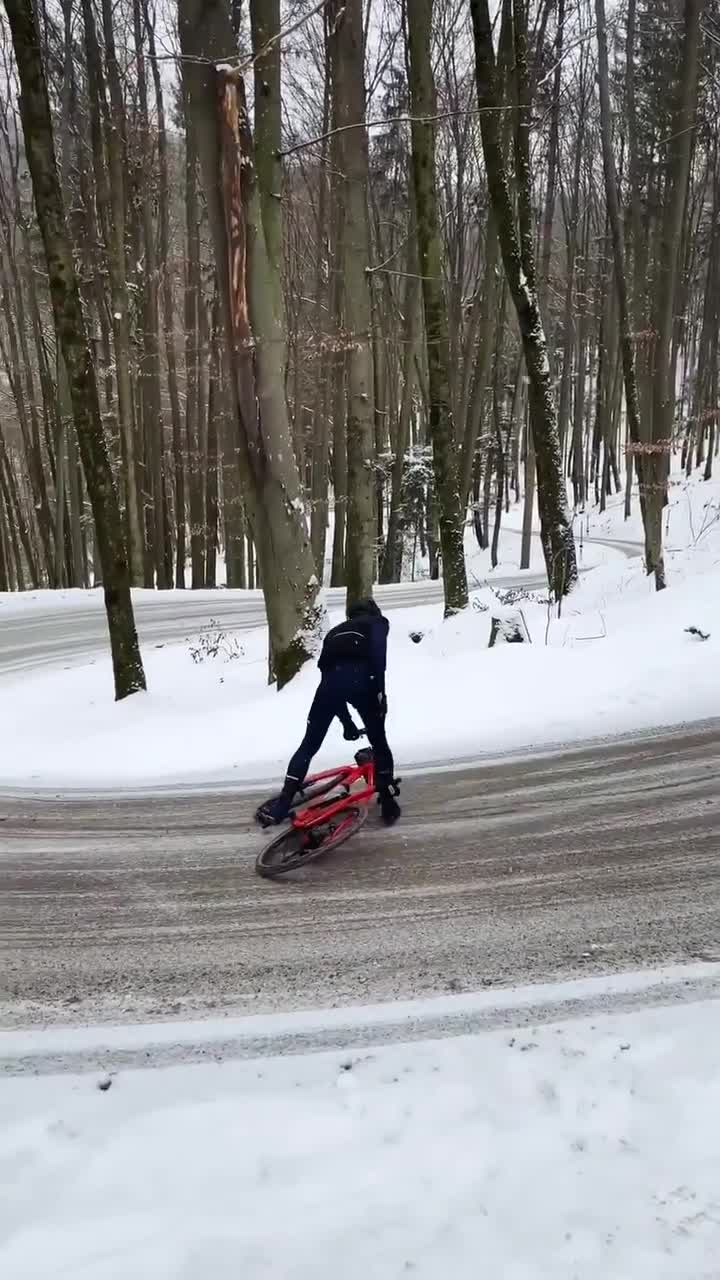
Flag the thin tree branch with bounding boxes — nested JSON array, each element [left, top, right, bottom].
[[279, 105, 513, 158]]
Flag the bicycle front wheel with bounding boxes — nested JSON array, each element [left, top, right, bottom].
[[255, 806, 368, 880]]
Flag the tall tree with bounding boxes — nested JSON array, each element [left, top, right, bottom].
[[4, 0, 145, 698], [470, 0, 578, 598], [645, 0, 702, 589], [327, 0, 376, 606], [309, 8, 332, 576], [143, 0, 186, 588], [594, 0, 647, 553], [178, 0, 323, 686], [89, 0, 145, 585], [133, 0, 168, 588], [405, 0, 468, 614]]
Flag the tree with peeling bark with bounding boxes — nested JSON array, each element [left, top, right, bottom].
[[404, 0, 468, 615], [3, 0, 145, 700], [470, 0, 577, 599], [178, 0, 322, 687]]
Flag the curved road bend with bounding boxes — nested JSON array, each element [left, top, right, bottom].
[[1, 721, 719, 1030], [0, 578, 540, 678], [0, 529, 641, 679]]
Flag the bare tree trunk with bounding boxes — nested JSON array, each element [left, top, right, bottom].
[[143, 0, 186, 588], [0, 473, 8, 591], [179, 0, 322, 685], [328, 0, 376, 606], [646, 0, 702, 590], [73, 5, 113, 420], [595, 0, 649, 552], [6, 0, 145, 697], [557, 79, 587, 455], [79, 0, 142, 584], [688, 142, 720, 481], [329, 76, 347, 589], [95, 0, 145, 585], [460, 217, 500, 506], [310, 17, 332, 578], [182, 105, 207, 590], [133, 0, 167, 588], [57, 345, 87, 585], [538, 0, 564, 322], [470, 0, 577, 597], [1, 438, 30, 587], [406, 0, 468, 613], [381, 247, 421, 584], [0, 272, 52, 582], [519, 403, 535, 565], [490, 284, 508, 569], [206, 302, 220, 587]]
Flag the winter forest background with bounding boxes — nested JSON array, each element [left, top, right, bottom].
[[0, 0, 716, 697]]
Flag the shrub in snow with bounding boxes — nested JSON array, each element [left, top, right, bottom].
[[188, 620, 244, 665]]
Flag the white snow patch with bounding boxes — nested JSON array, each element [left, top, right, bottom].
[[2, 982, 720, 1277]]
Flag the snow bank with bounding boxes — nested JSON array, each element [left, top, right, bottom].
[[2, 554, 718, 790], [2, 985, 720, 1278], [2, 469, 718, 791]]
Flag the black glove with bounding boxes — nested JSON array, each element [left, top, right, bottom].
[[343, 722, 362, 741], [377, 691, 388, 718]]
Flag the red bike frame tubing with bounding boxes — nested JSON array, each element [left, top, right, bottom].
[[293, 760, 375, 831], [299, 764, 357, 786]]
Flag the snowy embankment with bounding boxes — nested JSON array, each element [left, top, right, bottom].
[[1, 469, 719, 790], [2, 966, 720, 1277]]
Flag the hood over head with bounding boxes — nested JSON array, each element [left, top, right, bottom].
[[347, 597, 382, 620]]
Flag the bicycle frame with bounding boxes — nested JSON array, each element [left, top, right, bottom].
[[291, 757, 375, 831]]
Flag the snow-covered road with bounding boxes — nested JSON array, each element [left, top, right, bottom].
[[3, 530, 720, 1032], [2, 721, 719, 1031]]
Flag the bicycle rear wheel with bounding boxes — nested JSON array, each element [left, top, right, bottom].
[[255, 806, 368, 880]]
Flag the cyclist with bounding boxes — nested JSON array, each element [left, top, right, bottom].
[[255, 598, 401, 827]]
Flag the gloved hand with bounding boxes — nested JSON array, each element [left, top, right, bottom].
[[377, 691, 388, 718], [343, 722, 362, 741]]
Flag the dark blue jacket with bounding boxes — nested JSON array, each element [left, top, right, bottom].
[[318, 600, 389, 692]]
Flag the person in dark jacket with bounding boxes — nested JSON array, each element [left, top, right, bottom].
[[256, 598, 400, 827]]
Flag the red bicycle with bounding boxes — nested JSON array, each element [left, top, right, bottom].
[[255, 747, 386, 879]]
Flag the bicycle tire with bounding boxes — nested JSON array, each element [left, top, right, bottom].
[[255, 806, 368, 880]]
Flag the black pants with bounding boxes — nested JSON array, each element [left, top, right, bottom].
[[284, 664, 394, 793]]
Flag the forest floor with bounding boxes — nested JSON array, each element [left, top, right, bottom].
[[3, 966, 720, 1278], [1, 465, 719, 790]]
